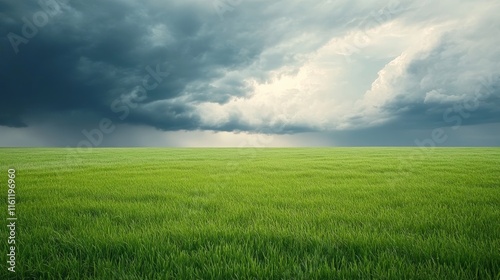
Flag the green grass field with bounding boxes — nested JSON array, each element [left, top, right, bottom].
[[1, 148, 499, 279]]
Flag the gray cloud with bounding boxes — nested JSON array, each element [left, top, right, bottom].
[[0, 0, 499, 146], [1, 0, 254, 129], [377, 10, 500, 130]]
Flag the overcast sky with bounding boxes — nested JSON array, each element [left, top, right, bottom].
[[1, 0, 499, 147]]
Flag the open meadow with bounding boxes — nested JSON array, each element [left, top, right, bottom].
[[0, 148, 499, 279]]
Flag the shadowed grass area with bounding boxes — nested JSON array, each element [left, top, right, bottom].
[[0, 148, 499, 279]]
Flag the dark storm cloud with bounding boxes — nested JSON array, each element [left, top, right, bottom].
[[0, 0, 405, 131], [0, 0, 260, 129], [0, 0, 499, 146]]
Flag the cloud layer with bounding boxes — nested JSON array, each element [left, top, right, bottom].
[[1, 0, 499, 146]]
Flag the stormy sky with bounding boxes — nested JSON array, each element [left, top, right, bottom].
[[1, 0, 499, 147]]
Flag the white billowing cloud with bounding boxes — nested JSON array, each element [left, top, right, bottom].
[[195, 20, 438, 130], [195, 0, 500, 132], [371, 5, 500, 115]]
